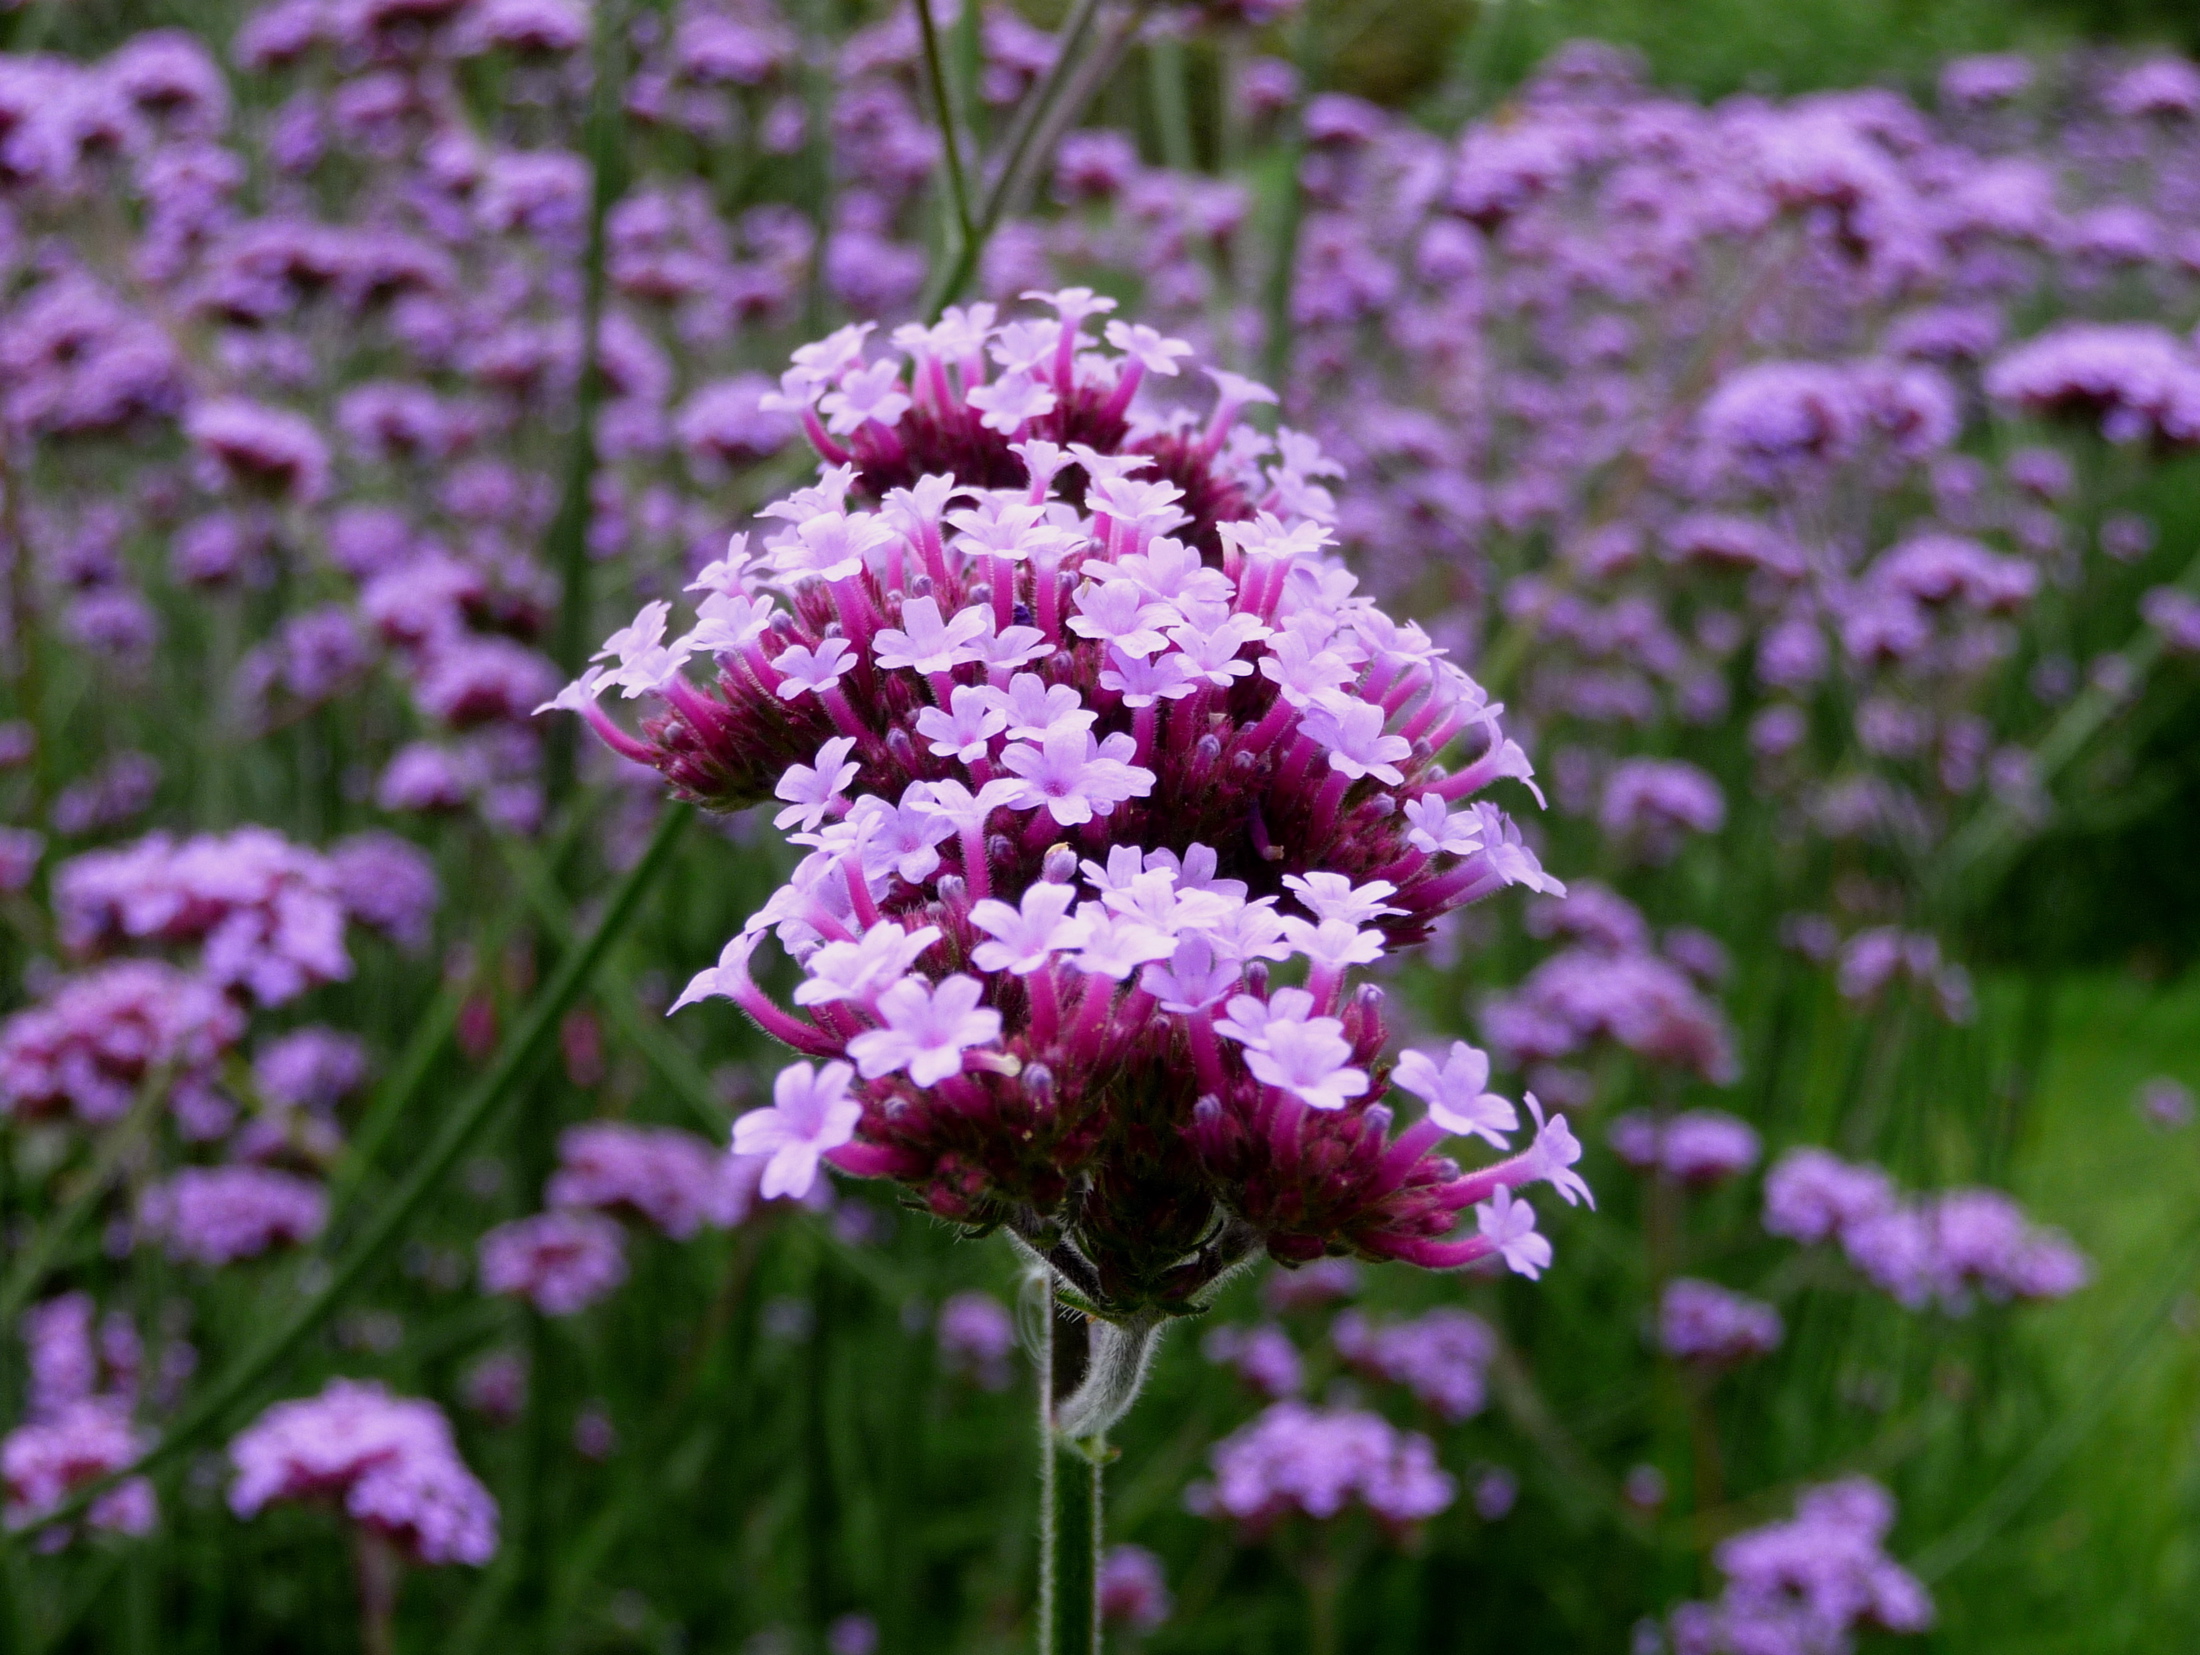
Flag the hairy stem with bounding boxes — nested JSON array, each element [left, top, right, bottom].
[[1037, 1279, 1105, 1655]]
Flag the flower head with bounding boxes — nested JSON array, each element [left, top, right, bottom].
[[555, 309, 1572, 1317]]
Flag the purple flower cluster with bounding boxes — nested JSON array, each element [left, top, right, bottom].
[[1201, 1322, 1305, 1400], [1764, 1148, 2088, 1310], [545, 1121, 754, 1238], [565, 302, 1586, 1317], [1484, 885, 1737, 1087], [1185, 1400, 1455, 1535], [55, 828, 355, 1006], [3, 1295, 160, 1547], [0, 960, 243, 1126], [1668, 1478, 1932, 1655], [1098, 1543, 1173, 1632], [139, 1164, 329, 1265], [228, 1379, 497, 1566], [1331, 1306, 1498, 1421], [935, 1290, 1018, 1389], [1609, 1110, 1761, 1186], [3, 1402, 158, 1547], [1657, 1279, 1784, 1368], [477, 1209, 630, 1316]]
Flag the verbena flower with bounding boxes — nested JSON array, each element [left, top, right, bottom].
[[0, 960, 244, 1126], [1098, 1543, 1173, 1632], [1667, 1478, 1932, 1655], [139, 1164, 329, 1265], [935, 1290, 1018, 1390], [553, 304, 1581, 1339], [476, 1209, 630, 1316], [1330, 1305, 1498, 1422], [1608, 1109, 1762, 1186], [3, 1401, 159, 1548], [227, 1379, 497, 1566], [1201, 1323, 1305, 1399], [1657, 1279, 1784, 1367], [1185, 1400, 1455, 1535], [546, 1121, 756, 1239], [1763, 1147, 2088, 1311]]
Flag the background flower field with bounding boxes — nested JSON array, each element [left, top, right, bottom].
[[3, 0, 2200, 1652]]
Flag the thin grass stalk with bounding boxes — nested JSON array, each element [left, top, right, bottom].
[[1908, 1214, 2200, 1583], [491, 828, 731, 1133], [1935, 543, 2200, 899], [0, 1068, 168, 1331], [0, 440, 50, 815], [328, 798, 599, 1222], [1258, 20, 1311, 397], [1000, 3, 1157, 231], [0, 804, 692, 1554]]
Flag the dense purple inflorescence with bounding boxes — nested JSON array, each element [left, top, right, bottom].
[[227, 1379, 497, 1566], [556, 298, 1588, 1320]]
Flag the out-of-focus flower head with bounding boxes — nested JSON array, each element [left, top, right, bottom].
[[227, 1379, 497, 1566]]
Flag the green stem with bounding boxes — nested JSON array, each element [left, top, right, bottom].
[[0, 1074, 167, 1332], [1053, 1436, 1103, 1655], [320, 917, 509, 1224], [1037, 1278, 1104, 1655], [0, 805, 692, 1555], [923, 0, 1108, 316], [1304, 1545, 1340, 1655], [914, 0, 976, 247], [0, 439, 50, 816], [1037, 1279, 1058, 1649], [490, 830, 731, 1134], [1908, 1213, 2200, 1582], [1935, 544, 2200, 902], [1260, 7, 1321, 395]]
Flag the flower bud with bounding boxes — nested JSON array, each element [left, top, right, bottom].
[[1022, 1063, 1056, 1112]]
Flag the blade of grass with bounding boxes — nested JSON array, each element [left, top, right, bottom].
[[0, 1074, 166, 1331], [1907, 1214, 2200, 1584]]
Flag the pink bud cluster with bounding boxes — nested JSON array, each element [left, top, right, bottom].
[[227, 1379, 497, 1566], [554, 298, 1585, 1317]]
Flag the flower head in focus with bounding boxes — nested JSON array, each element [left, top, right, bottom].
[[550, 307, 1579, 1327]]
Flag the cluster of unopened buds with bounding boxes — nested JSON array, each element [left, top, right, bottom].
[[551, 293, 1586, 1426]]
